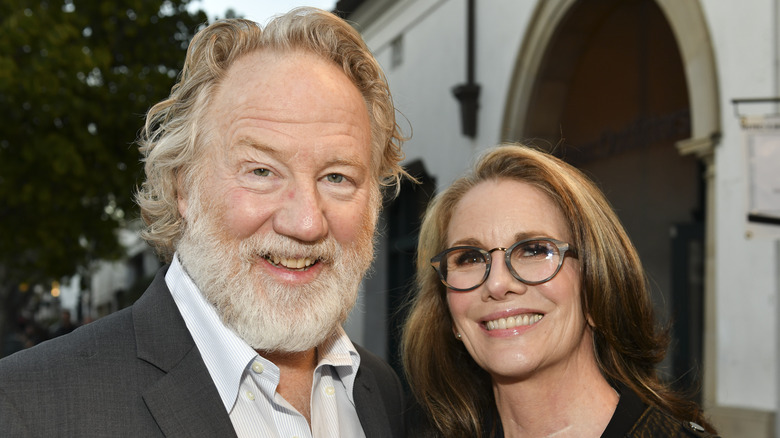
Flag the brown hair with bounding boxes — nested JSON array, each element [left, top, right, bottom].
[[401, 144, 714, 436], [136, 8, 408, 261]]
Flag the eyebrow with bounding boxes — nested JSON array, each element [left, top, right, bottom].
[[234, 136, 275, 154], [450, 231, 553, 248]]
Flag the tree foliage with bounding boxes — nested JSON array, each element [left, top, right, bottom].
[[0, 0, 206, 283], [0, 0, 207, 352]]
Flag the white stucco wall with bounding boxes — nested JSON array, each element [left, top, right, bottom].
[[701, 0, 778, 410], [357, 0, 538, 187]]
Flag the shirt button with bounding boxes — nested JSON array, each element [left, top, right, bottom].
[[245, 390, 255, 401], [252, 362, 264, 374], [324, 386, 336, 396]]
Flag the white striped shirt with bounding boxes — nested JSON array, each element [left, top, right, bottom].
[[166, 254, 366, 438]]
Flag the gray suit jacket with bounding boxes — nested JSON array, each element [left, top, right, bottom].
[[0, 266, 406, 437]]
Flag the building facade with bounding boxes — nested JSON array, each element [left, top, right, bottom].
[[337, 0, 780, 435]]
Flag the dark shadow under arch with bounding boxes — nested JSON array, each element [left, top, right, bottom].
[[513, 0, 705, 399]]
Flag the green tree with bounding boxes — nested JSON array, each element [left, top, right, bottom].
[[0, 0, 208, 355]]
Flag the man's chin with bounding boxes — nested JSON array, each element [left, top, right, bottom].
[[237, 319, 343, 353]]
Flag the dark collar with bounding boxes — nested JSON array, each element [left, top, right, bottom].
[[601, 382, 648, 437]]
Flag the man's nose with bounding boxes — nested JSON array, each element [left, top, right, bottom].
[[272, 182, 328, 243]]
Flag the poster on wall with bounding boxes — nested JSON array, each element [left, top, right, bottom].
[[743, 114, 780, 239]]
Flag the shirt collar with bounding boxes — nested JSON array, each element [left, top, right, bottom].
[[166, 255, 257, 412], [165, 254, 362, 410], [317, 327, 362, 404]]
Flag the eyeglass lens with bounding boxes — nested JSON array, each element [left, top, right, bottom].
[[439, 240, 564, 290]]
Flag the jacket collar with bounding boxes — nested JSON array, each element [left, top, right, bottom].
[[132, 266, 238, 438]]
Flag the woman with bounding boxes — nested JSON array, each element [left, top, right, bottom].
[[402, 144, 718, 437]]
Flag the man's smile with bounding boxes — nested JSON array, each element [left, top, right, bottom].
[[263, 255, 318, 270]]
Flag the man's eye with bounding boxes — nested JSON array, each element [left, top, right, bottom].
[[326, 173, 345, 183], [252, 168, 271, 177]]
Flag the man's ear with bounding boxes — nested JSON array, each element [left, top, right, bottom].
[[178, 193, 188, 219], [177, 173, 188, 219]]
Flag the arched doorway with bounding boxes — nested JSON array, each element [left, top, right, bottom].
[[503, 0, 714, 399]]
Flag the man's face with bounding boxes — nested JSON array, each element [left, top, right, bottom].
[[176, 49, 377, 352]]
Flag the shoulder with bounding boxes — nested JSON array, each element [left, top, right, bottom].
[[0, 307, 139, 410], [0, 308, 139, 433], [353, 344, 407, 437], [630, 405, 720, 438], [0, 308, 134, 373], [0, 267, 176, 394], [355, 344, 398, 380], [354, 344, 404, 401], [604, 382, 719, 438], [0, 267, 190, 436]]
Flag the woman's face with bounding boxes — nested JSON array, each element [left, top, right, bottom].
[[445, 178, 593, 383]]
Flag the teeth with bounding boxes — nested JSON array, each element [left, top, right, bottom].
[[265, 255, 316, 270], [485, 314, 543, 330]]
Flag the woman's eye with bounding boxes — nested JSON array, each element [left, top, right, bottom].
[[252, 168, 271, 177], [454, 250, 484, 267], [326, 173, 345, 183], [518, 242, 554, 258]]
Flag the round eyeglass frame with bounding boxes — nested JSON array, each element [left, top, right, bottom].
[[430, 237, 578, 292]]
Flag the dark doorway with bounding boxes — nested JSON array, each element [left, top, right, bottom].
[[383, 160, 435, 373]]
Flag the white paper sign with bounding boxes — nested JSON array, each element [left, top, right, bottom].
[[748, 133, 780, 218], [743, 115, 780, 239]]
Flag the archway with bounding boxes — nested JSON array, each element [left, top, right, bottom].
[[502, 0, 720, 402]]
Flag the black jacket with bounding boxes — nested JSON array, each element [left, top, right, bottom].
[[0, 266, 406, 437]]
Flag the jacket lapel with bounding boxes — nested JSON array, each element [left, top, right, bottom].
[[142, 346, 237, 438], [353, 365, 393, 438], [133, 267, 237, 438]]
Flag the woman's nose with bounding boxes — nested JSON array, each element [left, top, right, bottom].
[[481, 252, 527, 301]]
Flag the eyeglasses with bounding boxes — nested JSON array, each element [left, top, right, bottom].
[[430, 238, 578, 291]]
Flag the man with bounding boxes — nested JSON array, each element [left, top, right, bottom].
[[0, 8, 410, 437], [50, 309, 77, 338]]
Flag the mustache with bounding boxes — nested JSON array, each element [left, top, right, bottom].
[[236, 232, 341, 265]]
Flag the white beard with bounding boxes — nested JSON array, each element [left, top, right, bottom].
[[176, 190, 376, 353]]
